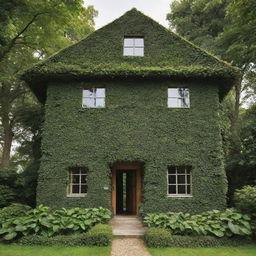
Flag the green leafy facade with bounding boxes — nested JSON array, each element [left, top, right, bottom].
[[22, 9, 239, 214]]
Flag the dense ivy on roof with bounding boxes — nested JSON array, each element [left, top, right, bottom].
[[22, 8, 240, 102]]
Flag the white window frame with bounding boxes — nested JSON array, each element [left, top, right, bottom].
[[82, 88, 105, 108], [123, 37, 144, 56], [167, 166, 192, 197], [168, 88, 190, 108], [67, 167, 88, 197]]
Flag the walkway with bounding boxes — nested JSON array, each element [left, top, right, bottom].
[[111, 238, 152, 256]]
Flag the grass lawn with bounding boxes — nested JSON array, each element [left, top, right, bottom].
[[148, 245, 256, 256], [0, 244, 111, 256]]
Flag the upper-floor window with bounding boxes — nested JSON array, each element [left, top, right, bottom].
[[82, 88, 105, 108], [168, 88, 190, 108], [167, 166, 192, 197], [123, 37, 144, 56], [67, 167, 88, 197]]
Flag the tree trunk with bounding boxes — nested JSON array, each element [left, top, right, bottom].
[[1, 117, 14, 168], [230, 77, 242, 154]]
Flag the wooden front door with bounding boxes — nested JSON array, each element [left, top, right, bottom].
[[112, 163, 141, 215]]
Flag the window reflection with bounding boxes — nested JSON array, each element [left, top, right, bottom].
[[168, 88, 190, 108]]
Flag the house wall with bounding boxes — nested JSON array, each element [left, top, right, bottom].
[[37, 80, 227, 213]]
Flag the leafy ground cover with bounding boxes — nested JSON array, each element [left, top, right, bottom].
[[0, 244, 111, 256], [148, 245, 256, 256]]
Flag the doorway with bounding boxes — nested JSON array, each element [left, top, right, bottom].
[[112, 163, 142, 215]]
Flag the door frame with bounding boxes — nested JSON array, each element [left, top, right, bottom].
[[111, 162, 142, 216]]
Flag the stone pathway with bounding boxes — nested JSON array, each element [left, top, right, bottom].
[[111, 238, 152, 256]]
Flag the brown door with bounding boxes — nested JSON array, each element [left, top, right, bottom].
[[112, 163, 141, 215]]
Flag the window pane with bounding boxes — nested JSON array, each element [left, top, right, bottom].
[[168, 88, 179, 97], [178, 185, 186, 194], [177, 167, 185, 174], [178, 175, 186, 184], [124, 38, 134, 47], [134, 38, 144, 47], [96, 98, 105, 108], [71, 168, 80, 174], [81, 175, 87, 184], [168, 98, 178, 108], [187, 185, 191, 194], [81, 168, 87, 174], [96, 88, 105, 97], [72, 175, 80, 183], [83, 89, 94, 97], [72, 185, 79, 194], [187, 175, 191, 184], [169, 185, 176, 194], [123, 47, 134, 56], [134, 47, 144, 56], [168, 167, 176, 174], [168, 175, 176, 184], [81, 185, 88, 193], [83, 98, 95, 107]]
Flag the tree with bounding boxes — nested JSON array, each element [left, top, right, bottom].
[[167, 0, 256, 154], [0, 0, 97, 168]]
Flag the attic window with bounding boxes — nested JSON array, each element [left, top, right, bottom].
[[82, 88, 105, 108], [168, 88, 190, 108], [123, 37, 144, 56]]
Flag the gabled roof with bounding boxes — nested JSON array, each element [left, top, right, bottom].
[[22, 8, 240, 102]]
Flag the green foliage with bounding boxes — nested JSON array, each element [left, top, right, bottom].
[[144, 228, 171, 247], [0, 203, 31, 224], [35, 80, 227, 213], [0, 169, 24, 207], [82, 224, 112, 246], [22, 8, 238, 102], [0, 205, 111, 241], [234, 186, 256, 215], [18, 224, 112, 246], [0, 185, 16, 208], [144, 227, 252, 248], [0, 0, 97, 170], [143, 209, 252, 237]]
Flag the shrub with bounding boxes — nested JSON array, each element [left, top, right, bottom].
[[0, 205, 112, 241], [144, 228, 252, 248], [143, 208, 252, 237], [144, 228, 171, 247], [19, 224, 112, 246], [0, 203, 31, 224], [0, 185, 16, 208], [234, 186, 256, 215]]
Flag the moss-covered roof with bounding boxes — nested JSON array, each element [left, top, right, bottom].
[[22, 8, 240, 102]]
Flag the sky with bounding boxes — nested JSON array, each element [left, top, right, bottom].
[[84, 0, 172, 29]]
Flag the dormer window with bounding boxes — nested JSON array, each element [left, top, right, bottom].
[[123, 37, 144, 56]]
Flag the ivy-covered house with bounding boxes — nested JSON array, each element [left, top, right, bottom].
[[22, 9, 239, 215]]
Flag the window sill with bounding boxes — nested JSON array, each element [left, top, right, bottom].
[[67, 194, 87, 198], [167, 195, 193, 198]]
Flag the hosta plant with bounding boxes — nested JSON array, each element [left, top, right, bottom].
[[143, 208, 252, 238], [0, 205, 111, 241]]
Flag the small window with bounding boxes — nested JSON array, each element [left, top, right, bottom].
[[82, 88, 105, 108], [68, 167, 88, 196], [167, 166, 192, 197], [168, 88, 190, 108], [123, 37, 144, 56]]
